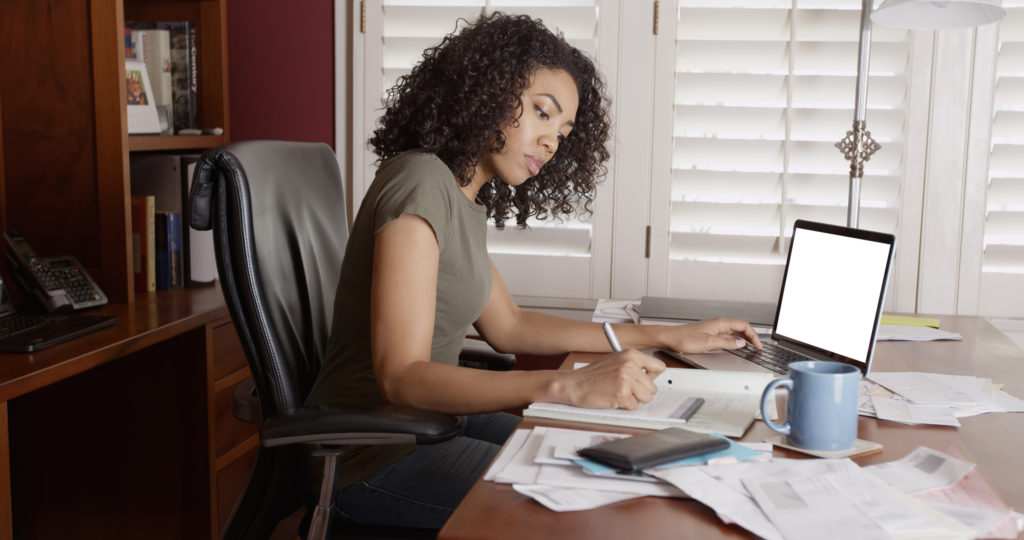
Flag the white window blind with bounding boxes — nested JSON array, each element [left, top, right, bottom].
[[369, 0, 605, 299], [980, 3, 1024, 317], [665, 0, 910, 303]]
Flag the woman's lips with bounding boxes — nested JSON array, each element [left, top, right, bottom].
[[526, 155, 544, 176]]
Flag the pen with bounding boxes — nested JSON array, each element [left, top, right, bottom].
[[602, 322, 623, 352], [673, 397, 705, 423]]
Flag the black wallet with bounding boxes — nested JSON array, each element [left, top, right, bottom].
[[577, 427, 730, 472]]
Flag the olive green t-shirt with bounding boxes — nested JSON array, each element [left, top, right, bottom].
[[305, 150, 492, 486]]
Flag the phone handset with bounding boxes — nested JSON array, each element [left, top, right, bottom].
[[3, 229, 108, 312]]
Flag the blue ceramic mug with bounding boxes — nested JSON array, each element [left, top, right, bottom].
[[760, 360, 861, 451]]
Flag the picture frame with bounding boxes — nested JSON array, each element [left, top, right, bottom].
[[125, 58, 161, 134]]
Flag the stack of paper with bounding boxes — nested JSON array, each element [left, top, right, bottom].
[[487, 428, 1024, 539], [483, 425, 771, 512], [648, 446, 1024, 540], [859, 372, 1024, 426]]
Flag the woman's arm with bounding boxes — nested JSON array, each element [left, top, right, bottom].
[[370, 213, 664, 415], [473, 266, 762, 356]]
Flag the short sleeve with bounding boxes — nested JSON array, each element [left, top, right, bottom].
[[372, 152, 455, 250]]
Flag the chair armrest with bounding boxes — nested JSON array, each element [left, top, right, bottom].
[[260, 405, 464, 448], [233, 377, 262, 424], [459, 338, 515, 371]]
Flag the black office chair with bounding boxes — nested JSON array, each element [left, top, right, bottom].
[[189, 140, 513, 539]]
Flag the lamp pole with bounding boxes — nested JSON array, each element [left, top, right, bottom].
[[836, 0, 882, 229]]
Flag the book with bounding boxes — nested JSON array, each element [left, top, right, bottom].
[[155, 21, 197, 133], [154, 211, 170, 290], [129, 153, 215, 287], [167, 210, 183, 289], [127, 21, 196, 133], [523, 366, 775, 438], [131, 28, 173, 134], [124, 58, 161, 134], [131, 195, 156, 292]]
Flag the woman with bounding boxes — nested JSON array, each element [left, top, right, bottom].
[[305, 12, 761, 529]]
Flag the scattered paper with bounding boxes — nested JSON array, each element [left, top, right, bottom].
[[512, 484, 644, 512], [870, 395, 961, 427], [649, 465, 783, 540], [876, 324, 962, 341], [866, 446, 974, 495]]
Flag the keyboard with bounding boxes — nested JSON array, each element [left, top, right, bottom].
[[0, 312, 118, 353], [726, 341, 808, 375]]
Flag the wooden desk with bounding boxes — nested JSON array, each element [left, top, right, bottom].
[[0, 287, 255, 540], [440, 316, 1024, 540]]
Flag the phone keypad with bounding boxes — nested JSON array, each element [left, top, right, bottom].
[[35, 260, 104, 305]]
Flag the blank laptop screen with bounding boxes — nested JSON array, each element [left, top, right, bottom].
[[774, 225, 893, 365]]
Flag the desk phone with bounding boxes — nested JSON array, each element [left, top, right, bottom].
[[3, 229, 108, 312]]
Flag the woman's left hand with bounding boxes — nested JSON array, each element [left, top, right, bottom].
[[661, 318, 762, 354]]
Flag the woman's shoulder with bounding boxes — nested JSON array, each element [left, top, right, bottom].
[[380, 149, 451, 180]]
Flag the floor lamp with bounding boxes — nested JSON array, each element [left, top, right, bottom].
[[835, 0, 1007, 229]]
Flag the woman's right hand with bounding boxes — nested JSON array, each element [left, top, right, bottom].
[[559, 351, 666, 410]]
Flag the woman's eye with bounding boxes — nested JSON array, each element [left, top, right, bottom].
[[535, 106, 549, 120], [557, 133, 568, 142]]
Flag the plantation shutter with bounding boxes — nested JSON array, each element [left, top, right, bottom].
[[980, 3, 1024, 316], [664, 0, 910, 303]]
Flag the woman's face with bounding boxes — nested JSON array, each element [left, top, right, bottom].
[[479, 68, 579, 187]]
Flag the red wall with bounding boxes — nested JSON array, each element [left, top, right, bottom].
[[227, 0, 334, 148]]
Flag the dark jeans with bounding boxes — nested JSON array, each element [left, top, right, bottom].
[[333, 411, 520, 529]]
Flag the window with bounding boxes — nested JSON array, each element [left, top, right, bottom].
[[980, 3, 1024, 316], [652, 0, 910, 304], [348, 1, 1013, 317]]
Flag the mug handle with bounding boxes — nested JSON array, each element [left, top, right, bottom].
[[761, 377, 793, 435]]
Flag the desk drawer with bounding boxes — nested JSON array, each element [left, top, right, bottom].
[[217, 444, 258, 535], [212, 320, 248, 381]]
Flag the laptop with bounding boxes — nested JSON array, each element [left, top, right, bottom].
[[667, 219, 895, 377], [0, 273, 118, 353]]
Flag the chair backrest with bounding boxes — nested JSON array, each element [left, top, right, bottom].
[[190, 140, 347, 418]]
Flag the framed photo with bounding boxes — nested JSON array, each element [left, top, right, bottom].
[[125, 58, 161, 134]]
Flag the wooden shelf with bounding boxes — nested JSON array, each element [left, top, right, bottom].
[[129, 134, 227, 152]]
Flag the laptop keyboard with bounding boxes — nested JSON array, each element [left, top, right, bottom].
[[0, 313, 67, 338], [726, 341, 808, 375]]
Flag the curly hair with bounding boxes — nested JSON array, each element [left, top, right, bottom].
[[368, 12, 612, 229]]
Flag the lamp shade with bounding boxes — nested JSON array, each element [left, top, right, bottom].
[[871, 0, 1006, 29]]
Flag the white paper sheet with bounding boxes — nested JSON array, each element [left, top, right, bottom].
[[870, 395, 962, 427], [649, 465, 783, 540], [876, 324, 962, 341], [866, 446, 975, 495], [512, 484, 644, 512]]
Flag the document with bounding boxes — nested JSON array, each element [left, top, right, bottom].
[[914, 465, 1020, 539], [875, 324, 962, 341], [865, 446, 974, 495], [524, 367, 774, 438], [649, 465, 784, 540], [511, 484, 644, 512], [869, 395, 962, 427]]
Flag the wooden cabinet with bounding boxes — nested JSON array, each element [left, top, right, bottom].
[[0, 1, 253, 538], [0, 0, 230, 304]]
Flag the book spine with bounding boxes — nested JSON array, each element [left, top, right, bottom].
[[166, 211, 183, 289], [132, 29, 174, 134], [154, 211, 170, 291], [131, 195, 156, 292], [156, 21, 197, 132]]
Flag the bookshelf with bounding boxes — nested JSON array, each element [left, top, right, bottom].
[[0, 1, 254, 538]]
